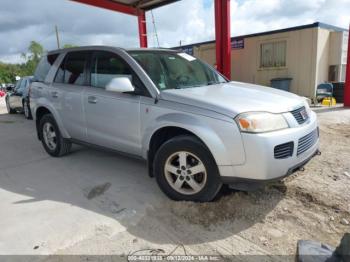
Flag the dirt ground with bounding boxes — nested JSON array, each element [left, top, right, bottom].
[[53, 108, 350, 259], [0, 96, 349, 260]]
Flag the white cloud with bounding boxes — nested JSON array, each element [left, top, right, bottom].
[[149, 0, 350, 48], [0, 0, 349, 63]]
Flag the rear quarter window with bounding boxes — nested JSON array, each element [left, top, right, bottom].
[[34, 53, 59, 82]]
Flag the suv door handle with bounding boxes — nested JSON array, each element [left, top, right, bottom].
[[51, 91, 58, 98], [88, 96, 97, 104]]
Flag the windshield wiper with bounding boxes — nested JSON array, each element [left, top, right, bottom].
[[207, 81, 219, 86]]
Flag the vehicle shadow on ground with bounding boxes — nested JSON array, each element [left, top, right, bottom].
[[0, 113, 285, 246]]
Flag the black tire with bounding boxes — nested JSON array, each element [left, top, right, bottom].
[[153, 135, 222, 202], [23, 100, 32, 120], [39, 114, 72, 157], [6, 98, 16, 114]]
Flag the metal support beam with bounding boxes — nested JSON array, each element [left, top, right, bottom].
[[138, 10, 148, 48], [344, 25, 350, 107], [70, 0, 138, 16], [214, 0, 231, 79], [71, 0, 148, 48]]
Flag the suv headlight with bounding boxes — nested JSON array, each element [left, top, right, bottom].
[[235, 112, 289, 133], [303, 100, 312, 116]]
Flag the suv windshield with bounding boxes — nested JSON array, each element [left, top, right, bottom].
[[128, 51, 227, 91]]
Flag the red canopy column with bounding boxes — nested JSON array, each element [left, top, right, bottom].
[[138, 10, 148, 48], [344, 25, 350, 107], [215, 0, 231, 79]]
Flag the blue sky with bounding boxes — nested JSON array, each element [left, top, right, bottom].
[[203, 0, 245, 8], [203, 0, 212, 9]]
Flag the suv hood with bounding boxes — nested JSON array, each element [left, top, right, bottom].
[[159, 81, 306, 117]]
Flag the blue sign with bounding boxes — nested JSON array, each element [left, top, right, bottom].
[[231, 38, 244, 49], [181, 46, 194, 55]]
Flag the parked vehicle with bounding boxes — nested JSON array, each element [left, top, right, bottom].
[[6, 76, 33, 119], [4, 83, 15, 92], [0, 83, 6, 92], [30, 47, 320, 202]]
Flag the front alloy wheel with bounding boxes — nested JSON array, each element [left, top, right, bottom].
[[164, 151, 207, 195], [43, 122, 57, 151], [154, 135, 222, 202]]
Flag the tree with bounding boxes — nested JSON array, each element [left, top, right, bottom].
[[21, 41, 44, 76], [0, 41, 44, 83], [63, 44, 77, 49], [0, 63, 22, 83], [28, 41, 44, 63]]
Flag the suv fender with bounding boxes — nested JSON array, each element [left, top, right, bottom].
[[142, 112, 245, 167]]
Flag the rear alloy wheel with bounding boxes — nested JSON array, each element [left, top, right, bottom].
[[39, 114, 72, 157], [154, 135, 222, 202], [23, 100, 32, 119], [6, 99, 16, 114]]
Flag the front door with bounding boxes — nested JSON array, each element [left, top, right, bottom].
[[84, 51, 143, 156]]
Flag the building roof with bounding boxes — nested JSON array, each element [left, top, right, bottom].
[[175, 22, 348, 50]]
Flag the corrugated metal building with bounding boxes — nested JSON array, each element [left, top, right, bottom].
[[176, 22, 348, 99]]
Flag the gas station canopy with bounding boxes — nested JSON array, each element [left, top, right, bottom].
[[71, 0, 180, 15], [106, 0, 180, 11], [71, 0, 232, 79]]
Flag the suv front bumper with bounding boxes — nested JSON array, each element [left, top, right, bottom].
[[219, 111, 320, 187]]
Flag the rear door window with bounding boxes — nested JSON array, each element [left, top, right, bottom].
[[54, 51, 90, 85], [34, 54, 59, 82]]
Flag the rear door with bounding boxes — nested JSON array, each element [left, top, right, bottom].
[[9, 79, 24, 108], [84, 51, 145, 155], [51, 51, 91, 140]]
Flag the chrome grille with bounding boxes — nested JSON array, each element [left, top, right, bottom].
[[291, 106, 309, 125], [274, 142, 294, 159], [297, 128, 318, 156]]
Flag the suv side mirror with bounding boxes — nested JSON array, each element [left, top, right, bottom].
[[106, 77, 135, 93]]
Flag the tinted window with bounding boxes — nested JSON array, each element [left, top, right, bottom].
[[34, 54, 59, 82], [18, 79, 26, 92], [55, 51, 89, 85], [14, 79, 22, 91], [90, 51, 148, 96], [91, 52, 132, 89]]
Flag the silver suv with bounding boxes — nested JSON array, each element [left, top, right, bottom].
[[30, 46, 320, 202]]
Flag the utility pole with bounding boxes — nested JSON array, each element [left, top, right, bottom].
[[150, 10, 160, 47], [55, 25, 61, 49]]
